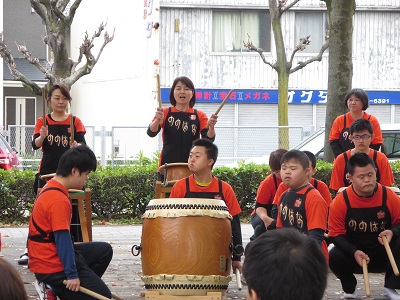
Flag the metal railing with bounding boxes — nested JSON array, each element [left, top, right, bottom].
[[6, 125, 306, 169]]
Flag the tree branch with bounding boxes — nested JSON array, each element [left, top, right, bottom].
[[288, 35, 311, 67], [30, 0, 50, 26], [95, 27, 115, 63], [66, 0, 82, 26], [290, 39, 329, 74], [70, 22, 115, 85], [281, 0, 301, 13], [243, 34, 276, 69], [0, 34, 42, 95], [16, 43, 55, 82], [49, 1, 66, 22]]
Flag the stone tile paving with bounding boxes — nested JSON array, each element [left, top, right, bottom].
[[0, 224, 389, 299]]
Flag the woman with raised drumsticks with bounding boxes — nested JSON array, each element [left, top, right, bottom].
[[147, 76, 218, 180], [32, 84, 86, 193], [18, 83, 86, 266]]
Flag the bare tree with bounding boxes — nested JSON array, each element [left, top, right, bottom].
[[0, 0, 115, 95], [323, 0, 356, 162], [244, 0, 329, 149]]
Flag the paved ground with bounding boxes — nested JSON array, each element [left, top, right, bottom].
[[0, 223, 390, 299]]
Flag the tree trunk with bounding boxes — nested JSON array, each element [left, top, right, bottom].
[[270, 0, 290, 149], [324, 0, 356, 162]]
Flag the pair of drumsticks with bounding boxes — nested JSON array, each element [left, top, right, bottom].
[[42, 87, 74, 142], [362, 235, 399, 297]]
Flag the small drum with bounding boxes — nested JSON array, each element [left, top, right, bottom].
[[140, 198, 233, 296], [158, 163, 191, 186]]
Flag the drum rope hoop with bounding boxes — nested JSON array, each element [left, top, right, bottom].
[[145, 203, 229, 211]]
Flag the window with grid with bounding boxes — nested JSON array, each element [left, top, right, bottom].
[[212, 10, 271, 53]]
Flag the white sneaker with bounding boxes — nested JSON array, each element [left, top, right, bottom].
[[343, 289, 358, 299], [384, 287, 400, 300], [34, 280, 56, 300]]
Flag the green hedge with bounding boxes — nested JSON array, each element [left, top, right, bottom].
[[1, 159, 400, 224]]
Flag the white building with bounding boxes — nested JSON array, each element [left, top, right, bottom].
[[3, 0, 400, 163]]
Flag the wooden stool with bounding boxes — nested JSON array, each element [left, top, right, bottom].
[[69, 188, 92, 242], [155, 181, 174, 199]]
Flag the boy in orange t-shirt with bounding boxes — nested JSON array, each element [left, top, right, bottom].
[[275, 150, 329, 261], [28, 146, 113, 300], [249, 149, 287, 240]]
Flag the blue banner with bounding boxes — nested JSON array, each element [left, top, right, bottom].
[[160, 88, 400, 105]]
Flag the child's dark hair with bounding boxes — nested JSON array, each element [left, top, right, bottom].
[[243, 228, 327, 300], [347, 152, 376, 175], [281, 149, 309, 170], [192, 138, 218, 168], [350, 118, 373, 135], [269, 149, 288, 172], [169, 76, 196, 108], [302, 151, 317, 169], [56, 145, 97, 177], [344, 88, 369, 110]]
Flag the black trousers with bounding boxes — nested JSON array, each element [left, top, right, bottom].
[[329, 237, 400, 293], [249, 214, 266, 241], [35, 242, 113, 300]]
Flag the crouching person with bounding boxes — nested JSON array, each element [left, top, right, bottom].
[[28, 145, 113, 299], [328, 152, 400, 299]]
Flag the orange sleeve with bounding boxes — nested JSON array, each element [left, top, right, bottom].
[[329, 153, 347, 191], [305, 190, 328, 231], [328, 193, 348, 237], [316, 180, 332, 207], [273, 182, 288, 205], [376, 152, 395, 186], [386, 189, 400, 226], [73, 116, 86, 133], [196, 109, 210, 131], [221, 181, 242, 216], [34, 117, 45, 135], [366, 114, 383, 145], [255, 175, 276, 205], [329, 115, 344, 141]]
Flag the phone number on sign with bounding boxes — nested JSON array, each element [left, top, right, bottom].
[[370, 99, 390, 104]]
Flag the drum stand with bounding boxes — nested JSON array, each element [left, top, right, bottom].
[[144, 291, 226, 300], [155, 181, 173, 199]]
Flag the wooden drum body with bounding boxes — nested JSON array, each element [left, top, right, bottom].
[[141, 198, 233, 296], [158, 163, 191, 186]]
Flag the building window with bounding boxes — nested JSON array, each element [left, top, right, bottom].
[[294, 11, 328, 53], [212, 10, 271, 53]]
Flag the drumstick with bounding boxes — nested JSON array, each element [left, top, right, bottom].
[[215, 89, 234, 115], [382, 235, 400, 276], [236, 268, 242, 291], [70, 113, 74, 143], [63, 280, 112, 300], [156, 73, 162, 109], [42, 87, 46, 126], [362, 258, 371, 297]]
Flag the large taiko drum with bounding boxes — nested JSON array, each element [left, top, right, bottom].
[[140, 198, 233, 296], [158, 163, 191, 186]]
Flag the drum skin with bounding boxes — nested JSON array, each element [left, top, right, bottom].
[[140, 198, 233, 295]]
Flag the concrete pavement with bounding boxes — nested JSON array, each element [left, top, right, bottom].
[[0, 223, 389, 299]]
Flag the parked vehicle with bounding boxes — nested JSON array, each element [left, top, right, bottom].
[[229, 124, 400, 166], [295, 124, 400, 161], [0, 134, 21, 170]]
